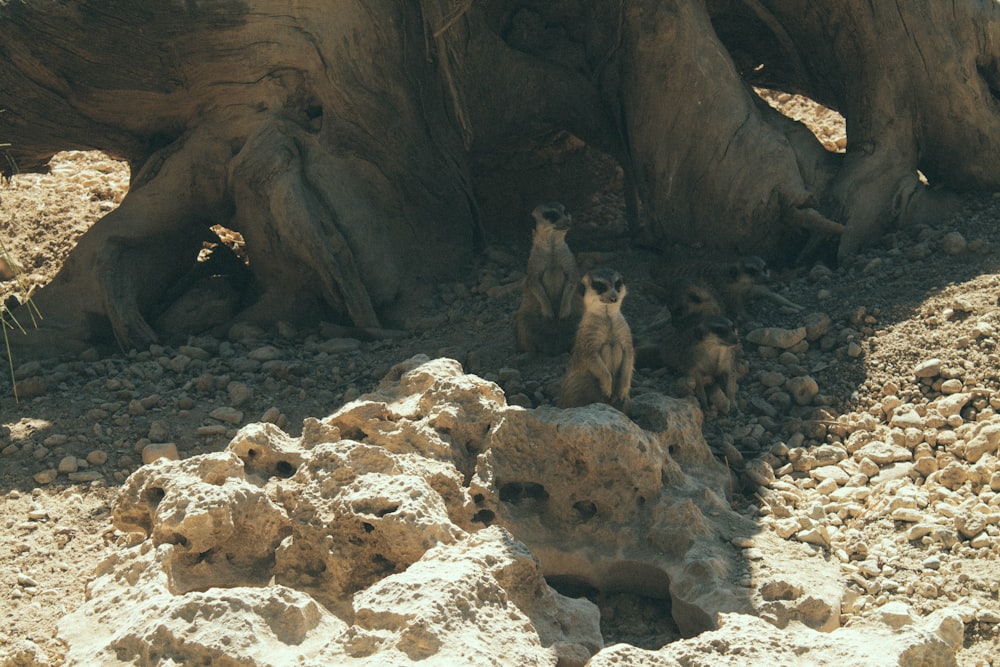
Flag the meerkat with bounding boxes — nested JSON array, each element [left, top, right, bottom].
[[659, 313, 741, 413], [558, 268, 634, 412], [650, 255, 802, 318], [513, 202, 582, 355]]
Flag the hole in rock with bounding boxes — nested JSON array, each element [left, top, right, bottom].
[[340, 426, 366, 442], [572, 500, 597, 520], [371, 553, 396, 574], [146, 486, 166, 505], [498, 483, 522, 503], [305, 104, 324, 121], [168, 532, 189, 548], [499, 481, 550, 504], [361, 522, 375, 533], [274, 460, 296, 478], [246, 448, 258, 458], [521, 482, 548, 499], [375, 504, 399, 517], [545, 574, 600, 599], [195, 548, 217, 565], [472, 509, 495, 525], [547, 562, 681, 650]]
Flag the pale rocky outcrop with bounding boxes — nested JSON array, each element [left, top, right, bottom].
[[586, 609, 964, 666], [56, 355, 952, 665]]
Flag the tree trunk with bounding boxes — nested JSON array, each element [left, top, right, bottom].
[[2, 1, 477, 352], [3, 0, 1000, 353]]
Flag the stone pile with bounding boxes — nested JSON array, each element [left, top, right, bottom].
[[744, 345, 1000, 631]]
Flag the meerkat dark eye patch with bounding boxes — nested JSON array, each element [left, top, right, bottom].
[[614, 280, 623, 290], [543, 211, 560, 222], [592, 281, 608, 294]]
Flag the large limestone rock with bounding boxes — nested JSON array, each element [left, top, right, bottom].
[[586, 610, 964, 666], [56, 355, 951, 665]]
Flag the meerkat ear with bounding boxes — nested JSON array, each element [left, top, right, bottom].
[[577, 279, 587, 297]]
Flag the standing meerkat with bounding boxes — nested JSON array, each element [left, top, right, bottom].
[[558, 268, 634, 412], [513, 202, 582, 355]]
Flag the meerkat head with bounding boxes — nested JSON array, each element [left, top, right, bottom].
[[669, 277, 723, 321], [579, 268, 626, 311], [734, 256, 770, 284], [694, 314, 739, 346], [532, 202, 572, 232]]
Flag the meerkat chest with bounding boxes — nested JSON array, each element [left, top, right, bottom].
[[540, 263, 569, 296], [590, 315, 630, 366], [693, 337, 733, 374]]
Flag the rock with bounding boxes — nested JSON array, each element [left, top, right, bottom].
[[141, 442, 179, 464], [148, 420, 169, 442], [914, 358, 942, 378], [228, 382, 252, 406], [86, 450, 108, 466], [248, 345, 282, 361], [940, 378, 964, 394], [937, 462, 969, 490], [963, 423, 1000, 463], [976, 608, 1000, 623], [934, 393, 971, 418], [32, 469, 57, 485], [853, 441, 912, 465], [0, 636, 51, 666], [941, 231, 967, 255], [209, 406, 244, 425], [68, 471, 104, 482], [879, 600, 915, 628], [13, 375, 47, 398], [58, 357, 761, 664], [315, 338, 362, 354], [889, 407, 923, 429], [16, 573, 39, 587], [890, 507, 923, 522], [747, 326, 808, 349], [744, 458, 776, 487], [810, 465, 849, 486], [586, 611, 961, 667], [57, 456, 79, 474], [785, 375, 819, 406], [803, 312, 833, 341]]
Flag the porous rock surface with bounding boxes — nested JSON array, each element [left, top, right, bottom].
[[55, 356, 961, 665], [587, 609, 964, 667]]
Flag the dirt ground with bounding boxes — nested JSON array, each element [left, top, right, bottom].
[[2, 95, 999, 665]]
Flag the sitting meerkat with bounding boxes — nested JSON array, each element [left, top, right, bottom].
[[660, 313, 742, 414], [558, 268, 634, 412], [513, 202, 582, 355]]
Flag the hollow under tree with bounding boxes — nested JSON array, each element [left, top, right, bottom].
[[1, 0, 998, 355]]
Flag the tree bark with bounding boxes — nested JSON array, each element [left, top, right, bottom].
[[2, 1, 477, 352], [3, 0, 1000, 353]]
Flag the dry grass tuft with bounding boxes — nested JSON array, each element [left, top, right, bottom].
[[0, 138, 40, 402]]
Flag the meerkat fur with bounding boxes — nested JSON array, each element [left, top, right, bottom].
[[660, 313, 741, 413], [513, 202, 582, 354], [558, 268, 634, 412]]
